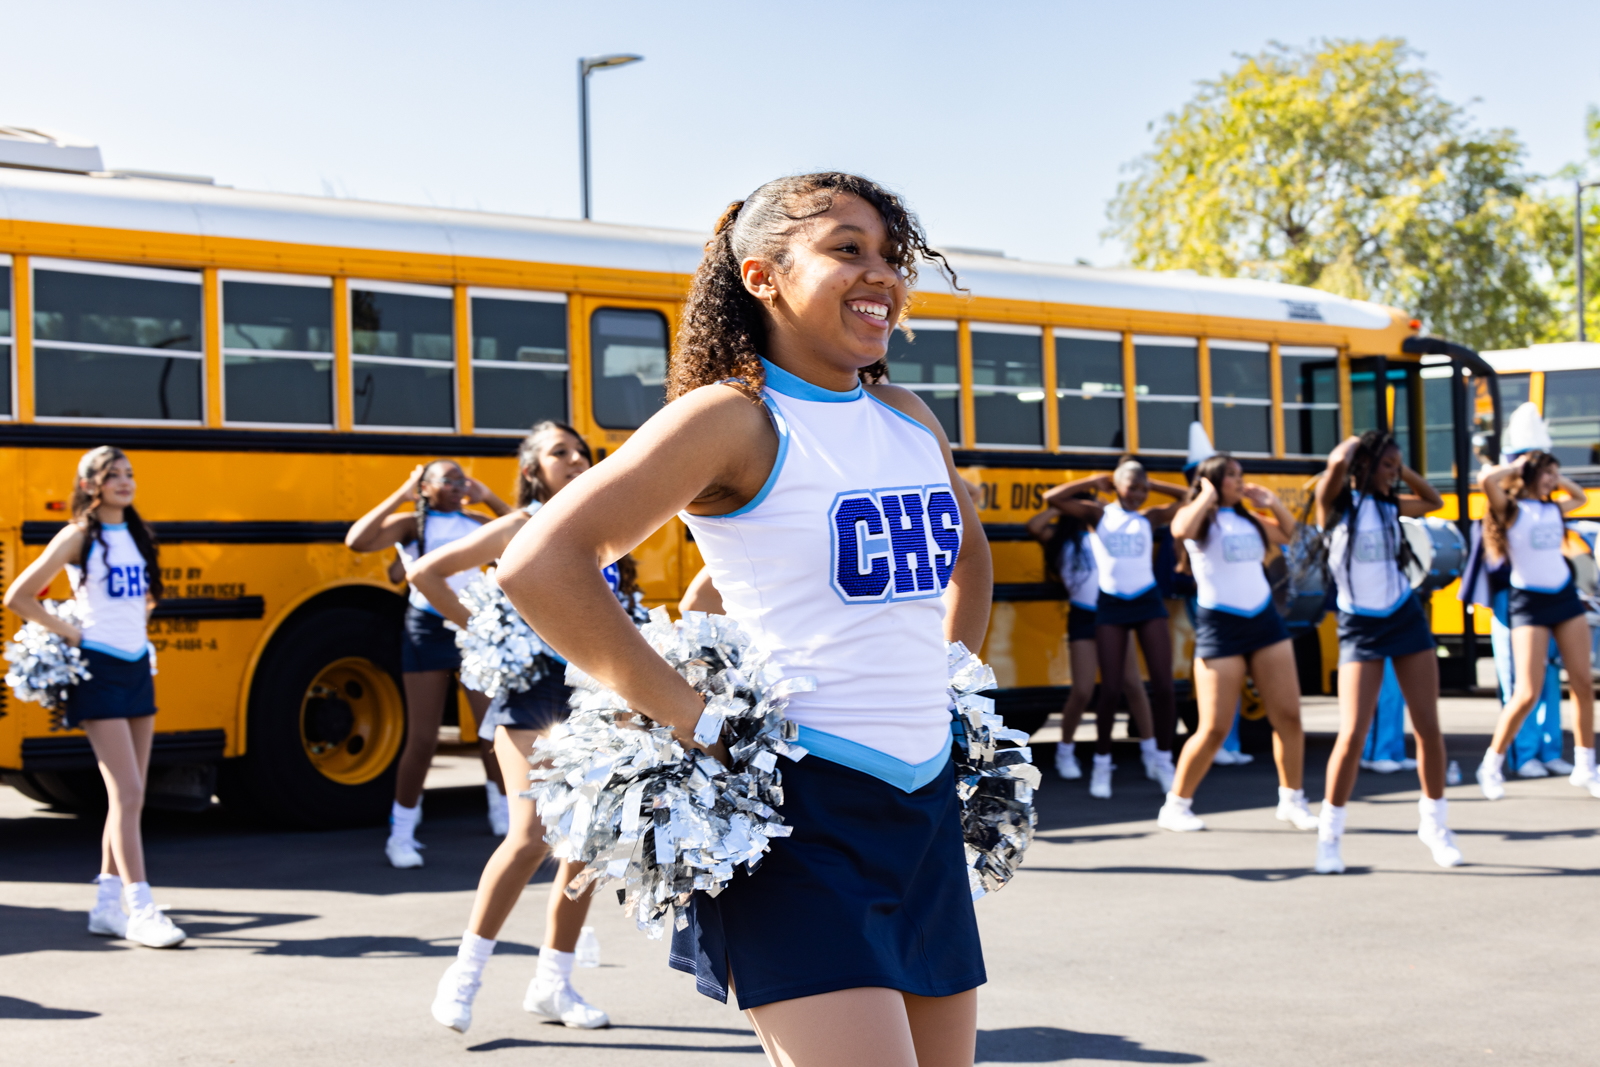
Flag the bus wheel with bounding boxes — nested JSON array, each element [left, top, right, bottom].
[[220, 606, 405, 828]]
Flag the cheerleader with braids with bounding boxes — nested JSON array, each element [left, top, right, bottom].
[[5, 447, 186, 948], [345, 460, 512, 866], [1314, 431, 1461, 873], [498, 174, 993, 1067]]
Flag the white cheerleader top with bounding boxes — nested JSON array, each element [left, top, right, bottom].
[[1183, 508, 1271, 616], [680, 359, 961, 771], [397, 509, 485, 615], [1058, 536, 1100, 610], [1327, 493, 1410, 616], [67, 523, 150, 660], [1506, 499, 1570, 593], [1090, 503, 1155, 601]]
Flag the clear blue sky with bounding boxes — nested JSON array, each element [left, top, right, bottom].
[[7, 0, 1598, 265]]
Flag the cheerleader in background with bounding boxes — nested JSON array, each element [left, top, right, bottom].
[[4, 447, 186, 948], [414, 422, 632, 1033], [345, 460, 513, 867], [1024, 497, 1158, 787], [1043, 460, 1187, 800], [1161, 454, 1318, 832], [1314, 432, 1462, 873], [1476, 439, 1600, 800]]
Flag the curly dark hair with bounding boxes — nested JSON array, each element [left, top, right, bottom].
[[669, 173, 957, 403], [1484, 449, 1562, 562]]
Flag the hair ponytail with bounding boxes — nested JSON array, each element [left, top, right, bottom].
[[70, 446, 163, 600]]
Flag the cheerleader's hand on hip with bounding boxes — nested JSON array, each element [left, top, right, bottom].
[[56, 622, 83, 647]]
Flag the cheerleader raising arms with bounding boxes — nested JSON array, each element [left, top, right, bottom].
[[3, 447, 185, 948], [499, 176, 991, 1067], [1313, 432, 1459, 873], [1477, 451, 1599, 799], [1162, 455, 1316, 832], [344, 460, 511, 865]]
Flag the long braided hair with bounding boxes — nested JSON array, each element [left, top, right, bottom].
[[1330, 431, 1416, 581], [669, 173, 957, 403], [409, 459, 461, 554], [1484, 449, 1561, 562], [71, 446, 163, 600]]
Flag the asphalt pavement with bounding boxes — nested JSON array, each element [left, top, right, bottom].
[[3, 700, 1598, 1066]]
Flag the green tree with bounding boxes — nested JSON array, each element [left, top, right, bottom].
[[1108, 38, 1562, 352], [1532, 105, 1600, 343]]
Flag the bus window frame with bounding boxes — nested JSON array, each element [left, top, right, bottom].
[[1205, 337, 1274, 458], [1130, 333, 1201, 455], [30, 256, 207, 428], [1051, 325, 1127, 454], [969, 321, 1046, 451], [466, 286, 570, 437], [347, 277, 458, 435], [1278, 344, 1342, 458], [217, 269, 336, 431], [0, 252, 13, 421]]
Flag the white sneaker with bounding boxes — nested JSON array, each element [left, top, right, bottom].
[[1151, 752, 1176, 793], [1231, 751, 1254, 766], [1516, 758, 1549, 778], [487, 787, 510, 837], [1275, 793, 1320, 831], [524, 976, 610, 1029], [1367, 759, 1402, 774], [1314, 838, 1345, 874], [1477, 760, 1506, 801], [1543, 757, 1575, 775], [386, 836, 425, 869], [432, 961, 482, 1033], [1418, 823, 1464, 868], [1570, 770, 1600, 799], [1054, 745, 1081, 780], [1157, 798, 1205, 833], [1400, 758, 1418, 771], [1212, 749, 1238, 766], [1089, 759, 1113, 799], [125, 904, 185, 948], [87, 902, 127, 938]]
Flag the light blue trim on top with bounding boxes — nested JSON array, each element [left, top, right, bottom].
[[1512, 575, 1575, 595], [760, 357, 862, 403], [864, 390, 939, 441], [83, 640, 148, 662], [794, 723, 951, 793], [720, 393, 791, 519], [1197, 592, 1273, 617], [99, 522, 128, 531], [1069, 598, 1099, 611], [1099, 581, 1156, 601]]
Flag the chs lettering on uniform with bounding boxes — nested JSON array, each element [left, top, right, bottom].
[[830, 484, 962, 604]]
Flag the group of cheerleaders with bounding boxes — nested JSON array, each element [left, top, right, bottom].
[[15, 172, 1600, 1067]]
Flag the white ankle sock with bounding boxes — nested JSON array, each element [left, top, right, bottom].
[[1318, 803, 1346, 842], [457, 931, 495, 973], [1482, 749, 1505, 773], [1139, 737, 1157, 756], [1093, 752, 1113, 767], [1056, 741, 1075, 759], [1419, 795, 1448, 826], [1576, 747, 1597, 773], [1278, 787, 1304, 805], [123, 881, 154, 912], [95, 874, 123, 907], [390, 801, 422, 840], [1164, 792, 1192, 811], [536, 947, 575, 983]]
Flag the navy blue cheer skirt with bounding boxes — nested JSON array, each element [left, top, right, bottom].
[[400, 605, 461, 674], [668, 747, 986, 1011], [1508, 580, 1586, 630], [1095, 587, 1168, 628], [1067, 604, 1098, 643], [64, 647, 157, 729], [1193, 604, 1291, 661], [1337, 592, 1436, 665], [475, 668, 572, 741]]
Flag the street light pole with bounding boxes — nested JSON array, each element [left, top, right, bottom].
[[578, 53, 643, 221]]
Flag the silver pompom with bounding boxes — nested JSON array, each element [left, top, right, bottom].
[[4, 600, 93, 711], [451, 569, 561, 700], [528, 606, 815, 940], [948, 641, 1039, 900]]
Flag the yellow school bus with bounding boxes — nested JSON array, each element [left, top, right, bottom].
[[0, 153, 1492, 825]]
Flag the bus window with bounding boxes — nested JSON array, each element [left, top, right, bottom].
[[221, 274, 334, 426], [591, 307, 668, 430], [1133, 335, 1198, 451], [1543, 368, 1600, 469], [1209, 340, 1271, 454], [1054, 328, 1124, 450], [1421, 363, 1455, 479], [350, 281, 454, 430], [1498, 373, 1530, 412], [1351, 361, 1417, 466], [0, 256, 10, 416], [971, 323, 1043, 448], [886, 319, 959, 442], [471, 289, 568, 432], [1281, 346, 1339, 456], [32, 259, 203, 422]]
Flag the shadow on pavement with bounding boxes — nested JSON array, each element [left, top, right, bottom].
[[466, 1025, 765, 1055], [976, 1025, 1206, 1062], [0, 995, 100, 1020]]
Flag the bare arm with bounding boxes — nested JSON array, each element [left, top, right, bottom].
[[679, 566, 725, 615], [1169, 480, 1214, 542], [345, 467, 424, 552], [461, 473, 513, 519], [1557, 473, 1589, 516], [1316, 436, 1360, 528], [1141, 479, 1190, 526], [3, 526, 87, 643], [406, 511, 530, 628], [1396, 463, 1444, 517], [1242, 483, 1296, 545], [1042, 474, 1111, 522], [1481, 461, 1516, 519], [1024, 507, 1060, 544]]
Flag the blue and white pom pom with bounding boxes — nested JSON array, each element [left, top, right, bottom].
[[528, 607, 815, 939], [947, 641, 1039, 899], [4, 600, 92, 711], [451, 568, 563, 700]]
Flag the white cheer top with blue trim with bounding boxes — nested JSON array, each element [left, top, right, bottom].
[[1327, 493, 1410, 615], [1507, 499, 1570, 592], [1184, 508, 1271, 615], [680, 358, 961, 776], [1059, 537, 1100, 610], [398, 509, 484, 614], [67, 523, 150, 660], [1090, 503, 1155, 600]]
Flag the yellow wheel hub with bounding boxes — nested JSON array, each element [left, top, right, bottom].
[[299, 657, 404, 786]]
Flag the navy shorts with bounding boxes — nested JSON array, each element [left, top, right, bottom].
[[669, 750, 986, 1011], [1194, 604, 1291, 661], [64, 647, 157, 729], [1067, 604, 1098, 643], [1337, 593, 1436, 664], [401, 604, 460, 674], [1095, 587, 1168, 628], [1508, 580, 1586, 630], [475, 668, 572, 741]]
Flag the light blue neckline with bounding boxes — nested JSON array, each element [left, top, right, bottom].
[[100, 522, 128, 531], [760, 357, 862, 403], [83, 640, 148, 662], [720, 394, 790, 519], [794, 723, 952, 793]]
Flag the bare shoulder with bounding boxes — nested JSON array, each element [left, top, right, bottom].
[[863, 382, 950, 446], [638, 382, 774, 445]]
